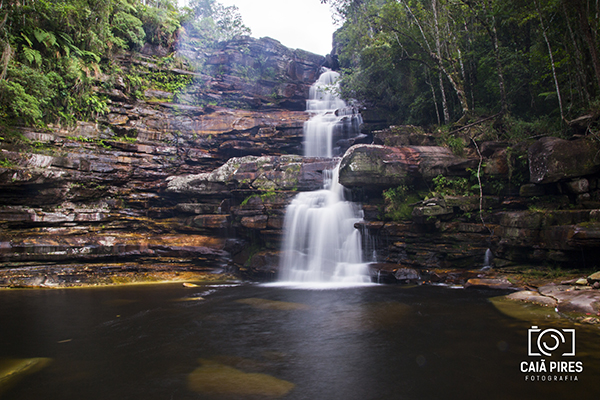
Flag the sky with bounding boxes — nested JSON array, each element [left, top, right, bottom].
[[179, 0, 339, 55]]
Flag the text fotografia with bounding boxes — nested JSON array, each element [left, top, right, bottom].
[[521, 325, 583, 382]]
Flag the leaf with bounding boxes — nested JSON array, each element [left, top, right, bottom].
[[33, 29, 47, 44], [58, 32, 74, 45], [80, 50, 101, 63], [20, 33, 33, 47], [22, 46, 42, 66]]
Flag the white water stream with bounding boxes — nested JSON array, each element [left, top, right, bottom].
[[303, 70, 363, 158], [278, 70, 371, 285]]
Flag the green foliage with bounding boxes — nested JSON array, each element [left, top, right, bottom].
[[0, 158, 16, 168], [381, 185, 421, 221], [66, 136, 112, 149], [187, 0, 251, 43], [432, 170, 480, 197], [438, 129, 465, 157], [112, 11, 146, 50], [0, 0, 248, 128], [241, 189, 279, 206], [327, 0, 600, 130]]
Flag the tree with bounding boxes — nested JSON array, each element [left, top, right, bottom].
[[325, 0, 600, 130]]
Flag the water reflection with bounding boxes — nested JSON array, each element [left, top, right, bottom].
[[0, 284, 598, 399]]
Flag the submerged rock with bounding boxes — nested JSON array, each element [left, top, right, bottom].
[[235, 298, 309, 311], [0, 358, 51, 394], [187, 358, 295, 397], [490, 296, 562, 323], [464, 278, 514, 290]]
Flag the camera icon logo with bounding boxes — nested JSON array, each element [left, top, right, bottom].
[[528, 325, 575, 357]]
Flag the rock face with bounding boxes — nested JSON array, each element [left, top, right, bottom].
[[3, 35, 600, 289], [338, 144, 475, 191], [529, 137, 600, 184], [0, 38, 330, 285], [166, 155, 337, 195], [177, 36, 327, 111]]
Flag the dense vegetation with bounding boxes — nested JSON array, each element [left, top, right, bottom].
[[3, 0, 599, 138], [0, 0, 249, 127], [323, 0, 600, 136]]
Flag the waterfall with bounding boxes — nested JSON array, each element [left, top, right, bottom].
[[483, 248, 493, 269], [303, 70, 363, 158], [277, 69, 371, 286]]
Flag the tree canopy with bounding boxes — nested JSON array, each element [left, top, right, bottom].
[[0, 0, 250, 126], [324, 0, 600, 134]]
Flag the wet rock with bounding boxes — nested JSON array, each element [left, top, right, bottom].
[[587, 271, 600, 283], [528, 137, 600, 184], [568, 223, 600, 247], [240, 215, 268, 230], [464, 278, 514, 290], [490, 296, 562, 322], [483, 148, 509, 176], [538, 284, 600, 314], [505, 290, 558, 307], [394, 267, 421, 282], [575, 278, 589, 285], [192, 215, 230, 229], [0, 357, 52, 389]]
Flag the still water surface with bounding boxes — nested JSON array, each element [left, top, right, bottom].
[[0, 283, 598, 399]]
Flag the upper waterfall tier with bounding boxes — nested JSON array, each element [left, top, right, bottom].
[[303, 69, 363, 158]]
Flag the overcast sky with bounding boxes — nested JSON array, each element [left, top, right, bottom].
[[179, 0, 338, 55]]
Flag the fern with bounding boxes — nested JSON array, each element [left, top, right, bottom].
[[34, 29, 57, 48], [22, 47, 42, 67]]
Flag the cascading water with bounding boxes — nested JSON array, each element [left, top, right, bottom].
[[303, 70, 363, 158], [278, 69, 371, 285]]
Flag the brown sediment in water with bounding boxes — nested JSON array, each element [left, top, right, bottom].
[[0, 358, 52, 395], [187, 358, 295, 398], [0, 267, 238, 289], [236, 297, 310, 311]]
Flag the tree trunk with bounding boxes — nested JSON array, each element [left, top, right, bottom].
[[432, 0, 450, 123], [562, 2, 591, 103], [484, 0, 508, 114], [535, 0, 565, 122], [572, 0, 600, 93]]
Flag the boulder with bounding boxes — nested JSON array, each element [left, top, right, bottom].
[[464, 278, 514, 289], [166, 155, 338, 195], [565, 178, 589, 194], [528, 137, 600, 184], [588, 271, 600, 283], [338, 144, 475, 190], [539, 284, 600, 314], [505, 290, 558, 307], [394, 267, 421, 282]]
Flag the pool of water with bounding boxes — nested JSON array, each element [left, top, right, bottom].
[[0, 282, 598, 399]]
